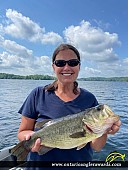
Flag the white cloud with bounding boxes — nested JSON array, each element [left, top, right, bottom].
[[0, 9, 127, 77], [4, 9, 44, 41], [2, 9, 63, 44], [64, 20, 121, 63], [25, 55, 52, 75], [0, 50, 52, 75], [63, 20, 127, 77], [0, 36, 33, 57], [78, 61, 127, 78], [41, 32, 63, 44], [0, 35, 52, 75], [123, 58, 128, 64], [83, 67, 101, 77], [0, 51, 25, 68], [0, 24, 4, 34], [99, 62, 128, 77], [85, 67, 101, 74]]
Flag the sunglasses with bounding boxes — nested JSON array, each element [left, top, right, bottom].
[[53, 59, 80, 67]]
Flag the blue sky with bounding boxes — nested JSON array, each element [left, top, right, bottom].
[[0, 0, 128, 77]]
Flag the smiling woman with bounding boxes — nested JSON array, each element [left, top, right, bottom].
[[45, 44, 81, 96], [16, 43, 121, 170]]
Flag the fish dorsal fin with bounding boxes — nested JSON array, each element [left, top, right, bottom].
[[69, 130, 86, 138], [77, 143, 87, 150], [35, 119, 51, 129]]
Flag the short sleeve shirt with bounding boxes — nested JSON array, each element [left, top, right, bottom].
[[18, 86, 98, 170]]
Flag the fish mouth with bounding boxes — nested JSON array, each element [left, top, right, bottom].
[[104, 105, 120, 121], [104, 105, 114, 116]]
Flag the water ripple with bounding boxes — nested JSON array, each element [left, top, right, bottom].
[[0, 79, 128, 165]]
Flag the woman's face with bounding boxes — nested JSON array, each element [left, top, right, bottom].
[[52, 49, 80, 85]]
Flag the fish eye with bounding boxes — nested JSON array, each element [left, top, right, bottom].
[[97, 105, 104, 111], [97, 107, 101, 111]]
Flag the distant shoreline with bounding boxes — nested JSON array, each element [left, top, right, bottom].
[[0, 73, 128, 82]]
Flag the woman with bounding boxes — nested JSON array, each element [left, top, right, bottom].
[[17, 44, 121, 169]]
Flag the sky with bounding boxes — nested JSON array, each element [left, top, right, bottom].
[[0, 0, 128, 78]]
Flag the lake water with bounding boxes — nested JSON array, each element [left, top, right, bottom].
[[0, 79, 128, 169]]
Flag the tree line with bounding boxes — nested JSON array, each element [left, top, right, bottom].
[[78, 77, 128, 82], [0, 73, 55, 80], [0, 73, 128, 81]]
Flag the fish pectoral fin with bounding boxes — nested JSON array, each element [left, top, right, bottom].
[[69, 131, 85, 138], [77, 143, 87, 150], [35, 119, 51, 129], [38, 146, 53, 155]]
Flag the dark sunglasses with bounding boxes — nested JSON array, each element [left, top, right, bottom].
[[53, 59, 80, 67]]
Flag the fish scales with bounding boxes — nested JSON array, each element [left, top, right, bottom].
[[38, 114, 85, 148]]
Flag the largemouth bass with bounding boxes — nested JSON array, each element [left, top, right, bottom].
[[11, 104, 120, 161]]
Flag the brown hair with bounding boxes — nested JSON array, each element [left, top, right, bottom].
[[52, 43, 80, 63], [45, 44, 80, 95]]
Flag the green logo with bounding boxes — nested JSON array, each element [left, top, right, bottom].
[[106, 151, 126, 163]]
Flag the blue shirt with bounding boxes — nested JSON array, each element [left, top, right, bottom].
[[18, 86, 98, 170]]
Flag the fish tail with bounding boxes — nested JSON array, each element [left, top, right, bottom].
[[11, 141, 30, 161]]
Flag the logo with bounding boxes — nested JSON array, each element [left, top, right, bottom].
[[105, 151, 126, 163]]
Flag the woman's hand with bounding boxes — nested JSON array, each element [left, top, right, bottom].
[[107, 120, 122, 135], [25, 133, 42, 152]]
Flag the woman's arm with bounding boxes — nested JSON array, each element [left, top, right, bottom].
[[90, 134, 107, 152], [18, 116, 35, 141], [18, 115, 41, 152]]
